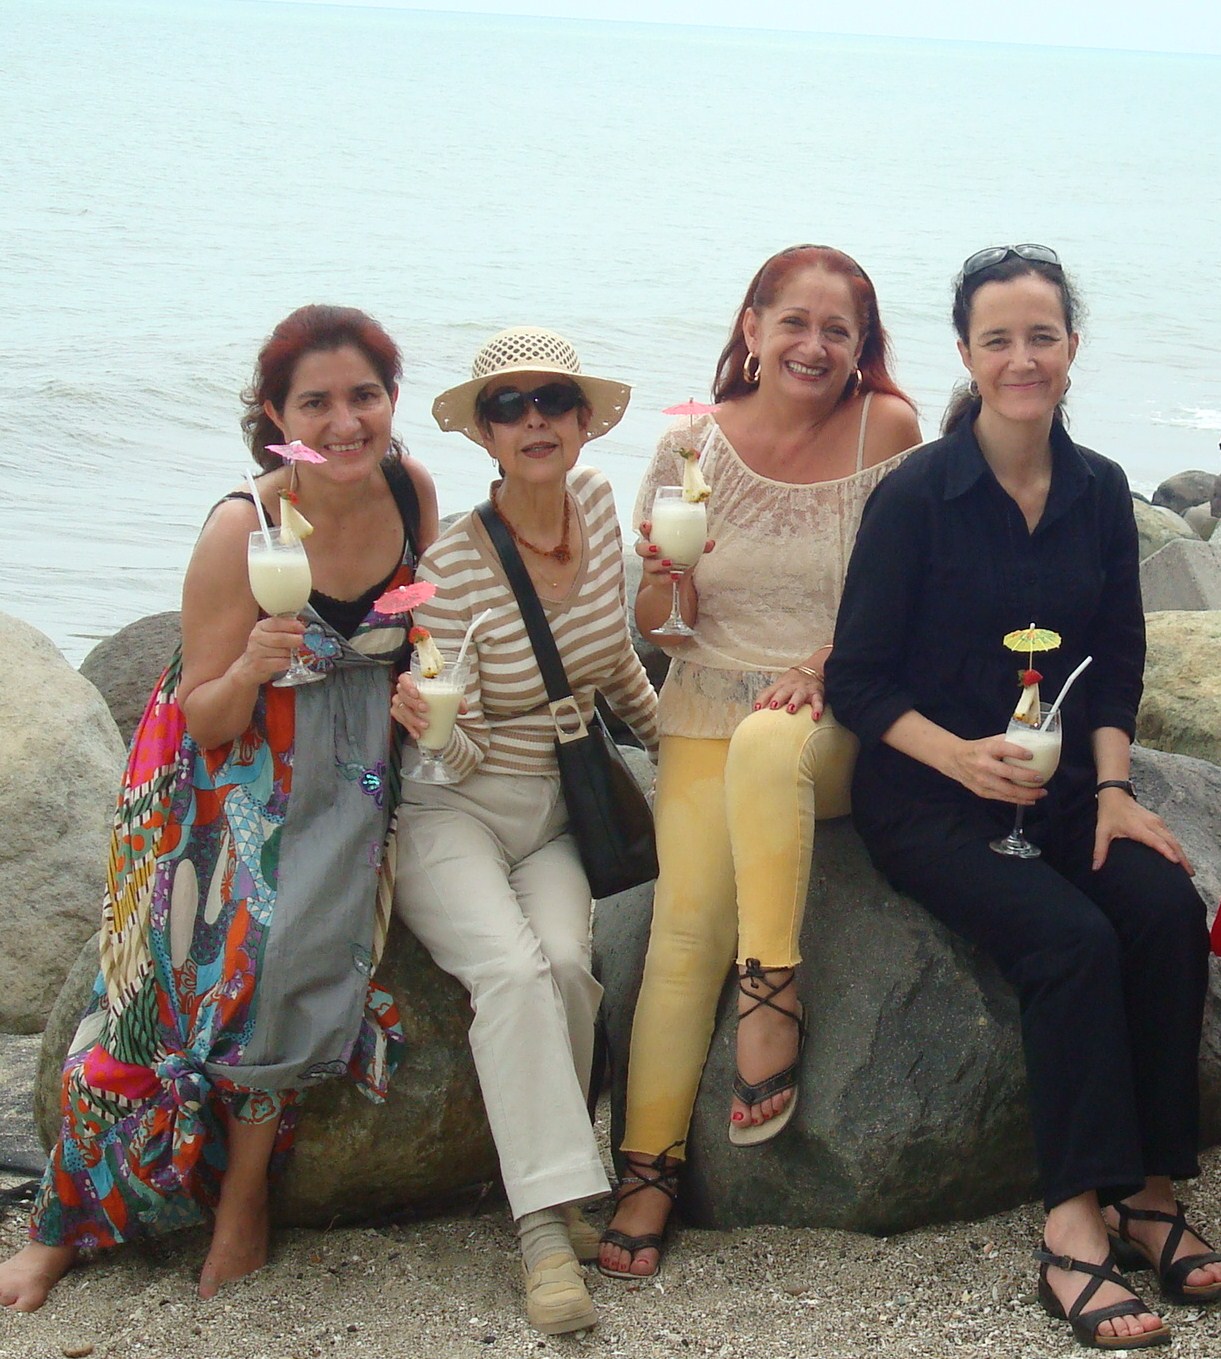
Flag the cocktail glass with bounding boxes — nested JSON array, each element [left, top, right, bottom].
[[405, 647, 470, 784], [990, 704, 1062, 858], [247, 528, 325, 687], [649, 485, 707, 640]]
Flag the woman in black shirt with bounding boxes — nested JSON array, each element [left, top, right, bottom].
[[827, 246, 1218, 1351]]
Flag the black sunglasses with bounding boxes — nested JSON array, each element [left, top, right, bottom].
[[961, 243, 1061, 277], [477, 381, 584, 426]]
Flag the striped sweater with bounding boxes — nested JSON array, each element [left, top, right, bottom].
[[412, 465, 659, 779]]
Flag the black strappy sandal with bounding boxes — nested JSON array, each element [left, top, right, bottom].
[[598, 1147, 681, 1281], [729, 958, 807, 1147], [1109, 1198, 1221, 1305], [1034, 1244, 1171, 1350]]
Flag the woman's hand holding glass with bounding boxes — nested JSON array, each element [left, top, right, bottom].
[[391, 672, 432, 741], [238, 615, 308, 689], [942, 730, 1051, 806]]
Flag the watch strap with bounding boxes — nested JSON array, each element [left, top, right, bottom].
[[1096, 779, 1136, 798]]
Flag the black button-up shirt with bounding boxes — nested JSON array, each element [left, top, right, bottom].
[[825, 418, 1143, 869]]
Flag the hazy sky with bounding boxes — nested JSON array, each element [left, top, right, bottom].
[[255, 0, 1221, 56]]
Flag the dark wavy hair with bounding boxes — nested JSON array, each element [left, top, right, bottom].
[[713, 244, 914, 409], [942, 252, 1083, 435], [241, 305, 403, 471]]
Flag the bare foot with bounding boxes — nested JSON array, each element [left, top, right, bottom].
[[198, 1186, 269, 1300], [730, 961, 803, 1131], [1105, 1178, 1221, 1296], [0, 1242, 78, 1312], [1044, 1200, 1166, 1343], [597, 1156, 678, 1279]]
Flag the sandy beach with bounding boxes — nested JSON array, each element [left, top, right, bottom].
[[4, 1045, 1221, 1359]]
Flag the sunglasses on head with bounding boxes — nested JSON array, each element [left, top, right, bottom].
[[477, 381, 584, 426], [962, 243, 1061, 277]]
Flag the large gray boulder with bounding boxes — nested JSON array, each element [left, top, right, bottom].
[[1138, 611, 1221, 767], [80, 611, 181, 746], [37, 918, 499, 1225], [1139, 538, 1221, 611], [0, 613, 125, 1033], [1133, 498, 1198, 561], [595, 744, 1221, 1234], [1153, 470, 1218, 517]]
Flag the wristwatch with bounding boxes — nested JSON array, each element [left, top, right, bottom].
[[1095, 779, 1136, 798]]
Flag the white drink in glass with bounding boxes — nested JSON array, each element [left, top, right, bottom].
[[247, 527, 324, 686], [247, 553, 312, 617], [650, 497, 708, 568], [991, 703, 1062, 858], [417, 679, 464, 750], [650, 485, 706, 639], [1003, 724, 1062, 784], [407, 647, 471, 784]]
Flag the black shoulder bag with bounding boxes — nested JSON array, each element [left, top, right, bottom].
[[475, 501, 658, 899]]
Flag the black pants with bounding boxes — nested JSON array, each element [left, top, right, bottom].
[[884, 806, 1208, 1210]]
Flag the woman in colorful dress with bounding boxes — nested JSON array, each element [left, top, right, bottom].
[[0, 304, 438, 1312], [599, 245, 921, 1279], [391, 328, 659, 1336], [826, 245, 1217, 1350]]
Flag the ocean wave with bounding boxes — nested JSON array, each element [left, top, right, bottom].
[[1150, 409, 1221, 431]]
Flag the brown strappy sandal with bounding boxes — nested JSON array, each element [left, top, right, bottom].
[[729, 958, 806, 1147], [1034, 1244, 1171, 1350], [1108, 1198, 1221, 1305], [598, 1146, 681, 1280]]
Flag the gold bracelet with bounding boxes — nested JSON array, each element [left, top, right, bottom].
[[793, 665, 824, 682]]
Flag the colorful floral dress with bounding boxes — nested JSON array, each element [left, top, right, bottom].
[[31, 479, 419, 1249]]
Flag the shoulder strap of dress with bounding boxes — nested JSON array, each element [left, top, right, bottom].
[[382, 454, 422, 558], [205, 489, 258, 523], [855, 391, 875, 472]]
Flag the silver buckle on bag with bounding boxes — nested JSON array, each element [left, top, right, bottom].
[[550, 696, 588, 744]]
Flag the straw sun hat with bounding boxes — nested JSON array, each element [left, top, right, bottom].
[[432, 327, 631, 444]]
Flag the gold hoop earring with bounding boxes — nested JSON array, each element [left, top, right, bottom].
[[968, 379, 980, 397], [1064, 375, 1072, 392], [852, 368, 863, 394], [742, 353, 760, 385]]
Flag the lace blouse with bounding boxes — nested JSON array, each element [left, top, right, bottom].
[[632, 405, 910, 739]]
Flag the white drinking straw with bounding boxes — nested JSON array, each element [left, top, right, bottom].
[[1040, 655, 1093, 730], [244, 470, 273, 547], [454, 608, 492, 674]]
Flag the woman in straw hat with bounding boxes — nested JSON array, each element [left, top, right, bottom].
[[390, 327, 658, 1336], [601, 245, 921, 1280]]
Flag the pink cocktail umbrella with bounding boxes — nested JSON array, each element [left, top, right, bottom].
[[266, 441, 328, 464], [662, 399, 716, 419], [375, 580, 437, 616]]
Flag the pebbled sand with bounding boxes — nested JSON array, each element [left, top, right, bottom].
[[4, 1092, 1221, 1359]]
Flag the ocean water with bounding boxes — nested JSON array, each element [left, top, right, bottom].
[[1, 0, 1218, 664]]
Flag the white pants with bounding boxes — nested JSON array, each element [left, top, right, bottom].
[[393, 768, 609, 1219]]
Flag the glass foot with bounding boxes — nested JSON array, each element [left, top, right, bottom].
[[990, 833, 1041, 858]]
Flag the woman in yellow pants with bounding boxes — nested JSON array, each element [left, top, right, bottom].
[[599, 244, 921, 1279]]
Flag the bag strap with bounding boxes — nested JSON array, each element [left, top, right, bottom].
[[475, 501, 589, 744]]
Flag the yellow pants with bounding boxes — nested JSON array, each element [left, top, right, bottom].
[[621, 706, 857, 1161]]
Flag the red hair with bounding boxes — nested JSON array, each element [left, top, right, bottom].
[[713, 244, 914, 409], [241, 305, 403, 471]]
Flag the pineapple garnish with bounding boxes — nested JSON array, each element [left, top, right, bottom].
[[1001, 623, 1062, 724], [677, 445, 711, 502], [278, 491, 314, 544], [409, 626, 445, 679]]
